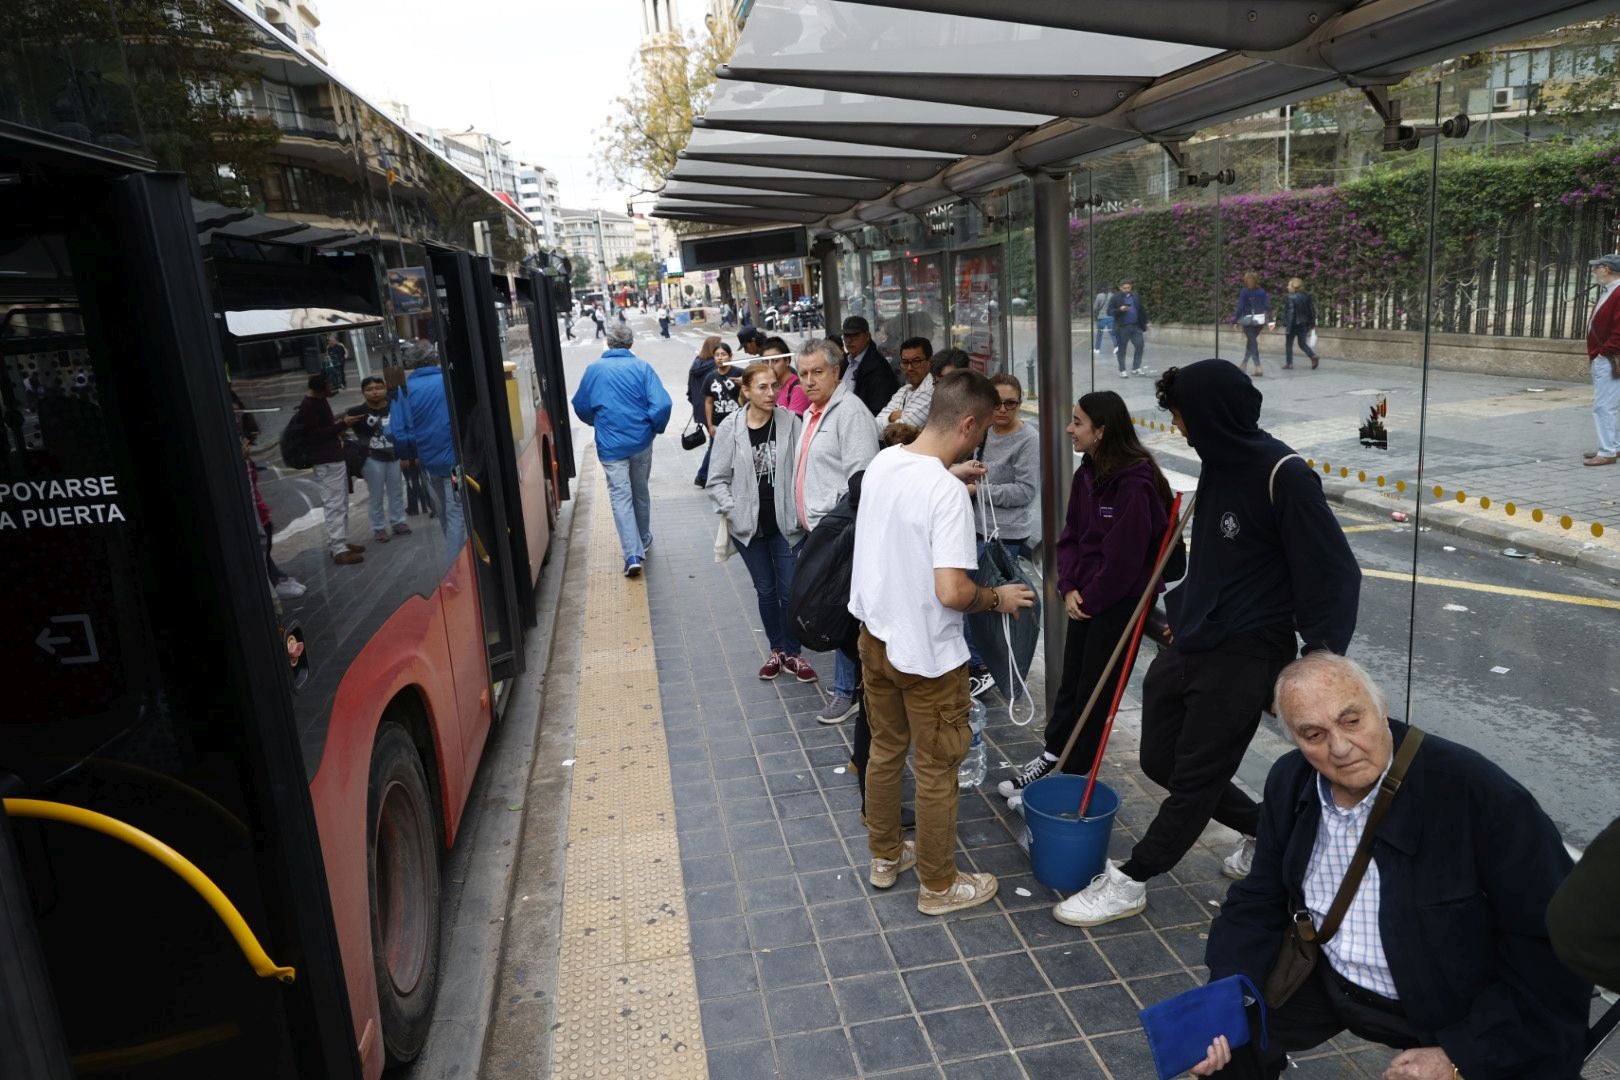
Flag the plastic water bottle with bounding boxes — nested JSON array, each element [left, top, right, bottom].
[[958, 699, 988, 789]]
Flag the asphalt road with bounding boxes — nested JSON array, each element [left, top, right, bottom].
[[563, 311, 1620, 848]]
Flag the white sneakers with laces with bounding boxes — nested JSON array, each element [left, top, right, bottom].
[[996, 754, 1056, 800], [1051, 860, 1147, 927], [869, 840, 917, 889], [917, 872, 999, 916], [1222, 835, 1257, 880]]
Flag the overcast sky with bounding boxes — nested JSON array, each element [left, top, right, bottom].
[[317, 0, 645, 212]]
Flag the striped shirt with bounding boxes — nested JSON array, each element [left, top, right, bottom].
[[1302, 764, 1399, 999]]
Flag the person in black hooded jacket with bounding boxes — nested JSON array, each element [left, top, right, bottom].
[[1052, 358, 1360, 929]]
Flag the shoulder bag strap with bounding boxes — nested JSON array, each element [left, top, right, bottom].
[[1269, 453, 1305, 505], [1314, 727, 1425, 943]]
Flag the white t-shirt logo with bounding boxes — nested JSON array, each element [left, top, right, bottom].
[[1220, 511, 1241, 539]]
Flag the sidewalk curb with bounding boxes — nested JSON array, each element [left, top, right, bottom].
[[1154, 448, 1620, 576]]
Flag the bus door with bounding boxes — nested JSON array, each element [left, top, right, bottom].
[[527, 267, 576, 502], [1, 154, 358, 1076], [423, 248, 524, 685]]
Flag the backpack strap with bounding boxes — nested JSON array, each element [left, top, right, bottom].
[[1269, 454, 1305, 505]]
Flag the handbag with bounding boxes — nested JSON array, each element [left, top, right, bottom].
[[342, 435, 368, 480], [681, 414, 706, 451], [1306, 328, 1319, 350], [713, 519, 735, 562], [1139, 973, 1268, 1080], [1240, 312, 1267, 327], [1262, 727, 1425, 1008]]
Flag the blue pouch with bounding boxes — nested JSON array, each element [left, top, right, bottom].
[[1138, 973, 1267, 1080]]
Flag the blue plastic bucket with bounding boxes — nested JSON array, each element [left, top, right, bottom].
[[1020, 775, 1121, 893]]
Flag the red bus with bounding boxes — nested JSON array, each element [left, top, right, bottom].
[[0, 3, 574, 1076]]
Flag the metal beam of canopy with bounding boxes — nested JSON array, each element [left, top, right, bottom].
[[679, 150, 956, 183], [653, 203, 823, 225], [832, 0, 1358, 52], [718, 67, 1151, 119], [694, 116, 1028, 157], [659, 189, 858, 214], [668, 170, 894, 200]]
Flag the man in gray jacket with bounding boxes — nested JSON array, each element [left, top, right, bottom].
[[793, 338, 879, 722]]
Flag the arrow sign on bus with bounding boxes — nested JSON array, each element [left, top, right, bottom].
[[34, 613, 99, 666]]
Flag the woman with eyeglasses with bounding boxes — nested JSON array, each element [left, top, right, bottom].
[[962, 372, 1040, 698]]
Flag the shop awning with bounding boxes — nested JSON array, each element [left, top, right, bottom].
[[658, 0, 1613, 231]]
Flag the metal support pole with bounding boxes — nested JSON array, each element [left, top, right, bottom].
[[743, 264, 763, 326], [815, 241, 841, 334], [1032, 171, 1074, 720]]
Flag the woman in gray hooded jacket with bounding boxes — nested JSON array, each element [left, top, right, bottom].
[[707, 361, 817, 683]]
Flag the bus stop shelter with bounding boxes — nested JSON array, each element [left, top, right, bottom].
[[654, 0, 1616, 704]]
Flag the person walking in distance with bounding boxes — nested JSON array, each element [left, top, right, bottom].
[[1235, 271, 1273, 376], [1279, 277, 1319, 370], [658, 302, 672, 339], [571, 322, 673, 577], [293, 372, 365, 565], [853, 371, 1035, 915], [1053, 359, 1360, 928], [346, 376, 412, 544], [1108, 279, 1151, 378], [708, 362, 818, 684], [997, 390, 1171, 806], [792, 339, 879, 724], [1583, 253, 1620, 466]]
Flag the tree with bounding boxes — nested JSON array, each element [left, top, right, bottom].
[[594, 19, 738, 200], [569, 253, 593, 291]]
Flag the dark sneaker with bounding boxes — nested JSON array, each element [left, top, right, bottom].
[[996, 755, 1056, 800], [781, 654, 818, 682], [759, 651, 783, 680], [969, 671, 995, 699], [624, 556, 643, 577], [333, 551, 363, 565], [817, 694, 856, 725], [392, 523, 412, 535], [372, 530, 391, 543]]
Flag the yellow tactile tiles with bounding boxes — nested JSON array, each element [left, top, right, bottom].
[[552, 468, 707, 1080]]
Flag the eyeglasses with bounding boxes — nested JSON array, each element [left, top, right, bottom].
[[899, 357, 930, 367], [995, 398, 1021, 409]]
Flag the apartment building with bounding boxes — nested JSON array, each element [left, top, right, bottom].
[[229, 0, 327, 63]]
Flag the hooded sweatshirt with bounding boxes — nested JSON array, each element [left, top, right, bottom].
[[1167, 359, 1359, 656], [1056, 458, 1168, 618]]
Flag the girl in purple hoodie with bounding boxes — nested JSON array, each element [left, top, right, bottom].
[[996, 390, 1172, 805]]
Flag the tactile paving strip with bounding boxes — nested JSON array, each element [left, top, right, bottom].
[[552, 467, 707, 1079]]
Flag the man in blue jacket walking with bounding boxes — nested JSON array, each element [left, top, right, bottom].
[[572, 323, 672, 576]]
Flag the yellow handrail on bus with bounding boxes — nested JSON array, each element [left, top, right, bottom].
[[3, 798, 297, 984]]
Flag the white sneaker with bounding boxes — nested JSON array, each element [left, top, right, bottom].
[[918, 871, 999, 916], [1052, 860, 1147, 927], [1135, 367, 1155, 377], [1007, 792, 1023, 811], [968, 672, 995, 699], [274, 578, 307, 598], [1222, 835, 1257, 880], [1117, 369, 1131, 378], [870, 840, 917, 889]]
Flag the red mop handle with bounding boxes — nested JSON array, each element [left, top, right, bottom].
[[1079, 492, 1185, 817]]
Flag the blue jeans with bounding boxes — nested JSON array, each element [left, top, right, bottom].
[[1595, 357, 1620, 457], [964, 538, 1026, 670], [1094, 315, 1114, 352], [1283, 324, 1317, 366], [1115, 325, 1144, 370], [426, 470, 466, 570], [362, 456, 406, 532], [735, 531, 799, 654], [602, 446, 654, 561], [834, 649, 857, 698]]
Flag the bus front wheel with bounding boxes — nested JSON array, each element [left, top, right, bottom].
[[366, 722, 442, 1065]]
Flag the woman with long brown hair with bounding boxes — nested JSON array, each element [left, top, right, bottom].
[[688, 335, 725, 486], [997, 389, 1172, 807]]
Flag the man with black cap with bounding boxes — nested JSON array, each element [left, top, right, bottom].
[[1584, 252, 1620, 466], [738, 326, 767, 359], [840, 315, 900, 416]]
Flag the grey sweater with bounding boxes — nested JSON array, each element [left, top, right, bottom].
[[976, 421, 1040, 541], [706, 406, 804, 547], [799, 383, 878, 531]]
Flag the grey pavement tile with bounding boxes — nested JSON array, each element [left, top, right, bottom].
[[940, 1053, 1026, 1079], [955, 796, 999, 822], [1007, 908, 1076, 952], [767, 769, 821, 796], [740, 875, 805, 912], [902, 962, 981, 1012], [823, 785, 865, 812], [713, 755, 763, 780], [706, 1039, 776, 1080], [735, 846, 797, 881], [774, 791, 831, 819], [681, 854, 736, 887], [747, 711, 794, 734], [1096, 931, 1183, 980], [807, 744, 854, 769], [1157, 925, 1211, 967], [686, 883, 741, 921], [752, 731, 803, 755], [717, 775, 770, 801], [871, 889, 936, 932], [678, 811, 718, 836], [781, 813, 841, 846], [1129, 972, 1198, 1007], [729, 819, 788, 852], [1018, 1041, 1108, 1080], [765, 982, 841, 1036], [832, 971, 911, 1022], [967, 844, 1033, 877], [749, 907, 817, 949], [673, 781, 720, 809], [797, 728, 851, 749], [774, 1027, 858, 1079], [1088, 1030, 1160, 1080], [1062, 981, 1141, 1037], [1289, 1052, 1378, 1078], [956, 816, 1019, 848], [967, 952, 1046, 1000], [792, 839, 852, 872], [1144, 885, 1217, 930], [946, 914, 1023, 958], [1032, 942, 1115, 990], [709, 736, 759, 761], [798, 867, 865, 905], [1183, 876, 1234, 910], [809, 897, 878, 940], [722, 796, 777, 825], [680, 826, 731, 858], [1169, 848, 1227, 885], [695, 953, 759, 999], [823, 933, 897, 979], [992, 993, 1079, 1048], [836, 809, 870, 839], [887, 925, 960, 968], [701, 992, 768, 1048], [758, 749, 812, 774], [920, 1004, 1009, 1062], [668, 740, 710, 764], [861, 1067, 942, 1080], [756, 943, 828, 989], [690, 915, 750, 959], [849, 1016, 935, 1073]]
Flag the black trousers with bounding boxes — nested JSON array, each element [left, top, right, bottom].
[[1042, 599, 1137, 771], [1214, 962, 1417, 1078], [1123, 642, 1289, 880]]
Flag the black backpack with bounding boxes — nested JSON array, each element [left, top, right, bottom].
[[788, 471, 863, 657], [280, 405, 315, 469]]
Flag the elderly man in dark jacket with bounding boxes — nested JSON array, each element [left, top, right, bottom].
[[1193, 652, 1588, 1080], [839, 315, 900, 416]]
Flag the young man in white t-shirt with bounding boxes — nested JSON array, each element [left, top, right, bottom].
[[851, 371, 1036, 915]]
